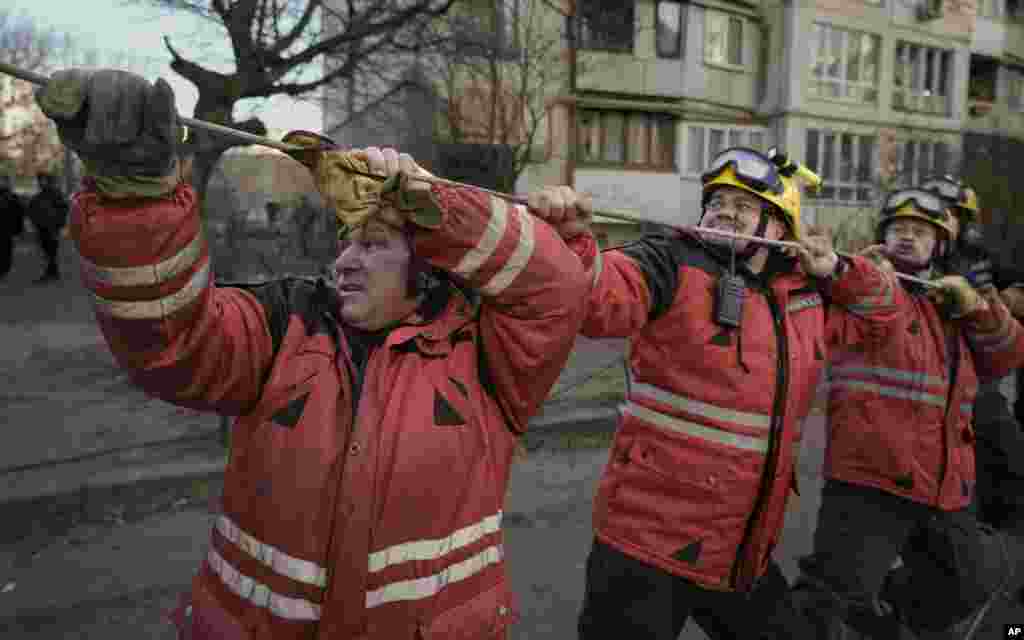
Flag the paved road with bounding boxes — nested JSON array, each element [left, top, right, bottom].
[[3, 409, 1023, 638], [0, 413, 819, 639]]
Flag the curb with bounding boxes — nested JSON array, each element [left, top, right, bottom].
[[1, 400, 622, 543]]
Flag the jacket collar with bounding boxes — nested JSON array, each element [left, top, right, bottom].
[[385, 286, 479, 354]]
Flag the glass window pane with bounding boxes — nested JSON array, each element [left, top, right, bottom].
[[709, 128, 725, 160], [578, 110, 598, 162], [894, 42, 906, 88], [656, 116, 676, 169], [924, 49, 936, 94], [656, 1, 682, 58], [908, 45, 921, 91], [858, 136, 875, 183], [847, 31, 861, 85], [728, 129, 744, 148], [728, 17, 743, 65], [903, 141, 916, 185], [918, 141, 931, 178], [811, 24, 826, 79], [604, 112, 625, 163], [934, 142, 948, 175], [705, 12, 726, 64], [938, 51, 951, 97], [805, 129, 820, 173], [688, 126, 705, 172], [627, 113, 649, 165], [863, 35, 879, 83], [828, 27, 843, 78], [822, 133, 836, 179], [840, 133, 854, 182]]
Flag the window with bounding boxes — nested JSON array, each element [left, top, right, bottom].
[[805, 129, 876, 202], [1009, 68, 1024, 110], [894, 139, 951, 186], [656, 0, 684, 59], [704, 10, 744, 67], [687, 125, 767, 174], [980, 0, 1024, 20], [578, 109, 676, 169], [893, 42, 953, 116], [809, 23, 880, 103], [578, 1, 635, 53], [978, 0, 1002, 18], [451, 0, 520, 61]]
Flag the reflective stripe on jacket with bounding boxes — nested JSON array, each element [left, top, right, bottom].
[[69, 179, 589, 639], [568, 230, 903, 592], [826, 285, 1024, 510]]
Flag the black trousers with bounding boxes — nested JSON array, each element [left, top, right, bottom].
[[36, 226, 59, 276], [974, 383, 1024, 535], [798, 479, 1016, 638], [0, 234, 13, 278], [578, 538, 814, 640]]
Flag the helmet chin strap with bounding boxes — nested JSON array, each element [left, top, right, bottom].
[[698, 204, 774, 264]]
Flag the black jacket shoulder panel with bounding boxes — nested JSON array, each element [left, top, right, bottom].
[[618, 231, 722, 321], [216, 276, 341, 356]]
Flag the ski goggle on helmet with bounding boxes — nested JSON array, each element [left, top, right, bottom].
[[701, 146, 806, 238], [702, 147, 785, 196], [877, 188, 956, 238], [920, 175, 980, 221]]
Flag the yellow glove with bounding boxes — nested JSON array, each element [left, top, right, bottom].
[[927, 275, 989, 319], [281, 130, 384, 238]]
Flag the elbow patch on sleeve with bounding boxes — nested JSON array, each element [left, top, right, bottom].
[[620, 232, 686, 321]]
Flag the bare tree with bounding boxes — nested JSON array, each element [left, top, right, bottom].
[[135, 0, 456, 205], [418, 0, 569, 193]]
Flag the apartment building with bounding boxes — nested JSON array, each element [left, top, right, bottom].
[[324, 1, 1024, 241], [520, 0, 993, 234]]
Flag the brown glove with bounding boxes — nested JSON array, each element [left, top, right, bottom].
[[282, 130, 385, 238], [927, 275, 989, 319]]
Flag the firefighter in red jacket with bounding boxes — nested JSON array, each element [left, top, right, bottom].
[[34, 69, 591, 639], [793, 188, 1024, 639], [530, 146, 904, 639], [879, 177, 1024, 636]]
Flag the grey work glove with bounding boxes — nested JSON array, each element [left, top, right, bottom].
[[35, 69, 182, 197]]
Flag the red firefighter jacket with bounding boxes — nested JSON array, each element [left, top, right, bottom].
[[566, 230, 904, 592], [69, 180, 589, 639], [825, 282, 1024, 510]]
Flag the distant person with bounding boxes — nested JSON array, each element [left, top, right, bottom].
[[0, 174, 26, 279], [27, 172, 69, 283]]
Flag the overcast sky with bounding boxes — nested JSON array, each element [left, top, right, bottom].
[[5, 0, 324, 138]]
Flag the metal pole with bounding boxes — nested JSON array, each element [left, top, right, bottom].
[[0, 60, 310, 154], [0, 60, 939, 289]]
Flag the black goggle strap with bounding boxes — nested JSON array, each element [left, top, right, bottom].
[[701, 147, 784, 195]]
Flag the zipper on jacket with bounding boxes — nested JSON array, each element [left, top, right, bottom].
[[729, 287, 788, 590], [935, 323, 961, 504]]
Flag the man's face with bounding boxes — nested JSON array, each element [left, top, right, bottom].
[[701, 186, 785, 251], [332, 218, 419, 331], [884, 217, 939, 268]]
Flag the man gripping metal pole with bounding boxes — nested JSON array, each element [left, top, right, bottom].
[[793, 184, 1024, 640], [529, 145, 908, 640], [21, 62, 600, 640]]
